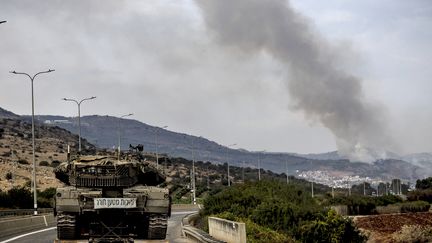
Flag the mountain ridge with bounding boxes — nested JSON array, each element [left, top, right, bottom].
[[1, 107, 429, 181], [27, 113, 430, 181]]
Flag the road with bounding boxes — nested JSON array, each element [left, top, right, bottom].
[[0, 210, 197, 243]]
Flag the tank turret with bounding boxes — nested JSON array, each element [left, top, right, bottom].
[[55, 156, 165, 187]]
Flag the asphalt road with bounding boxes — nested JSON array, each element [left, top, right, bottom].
[[0, 210, 197, 243]]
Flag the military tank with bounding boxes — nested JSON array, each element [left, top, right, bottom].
[[54, 154, 171, 242]]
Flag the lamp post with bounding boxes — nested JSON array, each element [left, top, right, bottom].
[[155, 125, 168, 170], [225, 143, 236, 186], [10, 69, 54, 215], [258, 150, 266, 181], [311, 181, 314, 198], [183, 135, 197, 204], [117, 113, 133, 160], [63, 97, 96, 153], [0, 21, 6, 24]]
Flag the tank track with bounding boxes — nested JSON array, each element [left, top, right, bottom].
[[147, 214, 168, 239], [57, 213, 76, 240]]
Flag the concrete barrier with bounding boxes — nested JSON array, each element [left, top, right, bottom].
[[0, 214, 55, 238], [208, 217, 246, 243], [181, 213, 224, 243], [331, 205, 348, 216], [172, 203, 201, 211]]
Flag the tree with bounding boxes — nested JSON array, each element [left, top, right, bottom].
[[416, 177, 432, 190]]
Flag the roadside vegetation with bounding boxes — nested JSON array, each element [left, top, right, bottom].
[[201, 180, 366, 242], [0, 186, 56, 209]]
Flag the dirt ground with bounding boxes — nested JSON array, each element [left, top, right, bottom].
[[354, 212, 432, 242]]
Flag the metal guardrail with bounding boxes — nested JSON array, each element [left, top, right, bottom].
[[0, 208, 53, 218], [181, 213, 225, 243]]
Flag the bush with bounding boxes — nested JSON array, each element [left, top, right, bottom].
[[398, 201, 430, 213], [51, 160, 61, 168], [328, 194, 403, 215], [7, 187, 32, 208], [392, 225, 432, 243], [416, 177, 432, 190], [298, 210, 366, 243], [408, 189, 432, 203], [17, 159, 29, 165], [39, 161, 49, 166], [39, 187, 56, 200], [5, 172, 12, 180], [215, 212, 294, 243], [203, 180, 366, 241]]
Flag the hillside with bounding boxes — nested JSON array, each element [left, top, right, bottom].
[[0, 107, 20, 119], [0, 117, 95, 191], [27, 114, 428, 181]]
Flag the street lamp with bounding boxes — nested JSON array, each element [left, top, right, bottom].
[[10, 69, 54, 215], [117, 113, 133, 160], [155, 125, 168, 170], [226, 143, 236, 186], [0, 21, 6, 24], [63, 96, 96, 153], [183, 135, 197, 205], [258, 150, 266, 181]]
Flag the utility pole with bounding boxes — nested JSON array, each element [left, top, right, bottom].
[[311, 181, 314, 198], [348, 182, 351, 196], [63, 96, 96, 153], [258, 150, 265, 181], [285, 159, 289, 184], [363, 181, 366, 196], [191, 141, 196, 204], [242, 161, 245, 183], [226, 143, 236, 186], [183, 135, 197, 205], [155, 126, 168, 170], [207, 165, 210, 190], [11, 69, 54, 215]]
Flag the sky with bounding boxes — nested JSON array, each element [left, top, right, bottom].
[[0, 0, 431, 155]]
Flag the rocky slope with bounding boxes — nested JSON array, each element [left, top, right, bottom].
[[0, 117, 95, 191]]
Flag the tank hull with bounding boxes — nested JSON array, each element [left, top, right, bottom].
[[54, 156, 171, 241], [56, 185, 170, 241]]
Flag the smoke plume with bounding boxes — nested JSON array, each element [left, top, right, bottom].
[[194, 0, 394, 162]]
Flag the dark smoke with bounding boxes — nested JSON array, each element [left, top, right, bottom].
[[194, 0, 395, 162]]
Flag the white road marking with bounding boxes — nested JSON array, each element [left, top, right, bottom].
[[0, 210, 196, 243], [0, 226, 56, 243]]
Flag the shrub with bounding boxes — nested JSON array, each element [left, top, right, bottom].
[[416, 177, 432, 190], [398, 201, 430, 213], [392, 225, 432, 243], [408, 189, 432, 203], [51, 160, 61, 168], [2, 151, 11, 157], [215, 212, 294, 243], [298, 210, 366, 243], [7, 187, 32, 208], [5, 172, 12, 180], [202, 180, 366, 241], [328, 194, 403, 215], [39, 161, 49, 166], [17, 159, 29, 165], [37, 187, 56, 208]]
